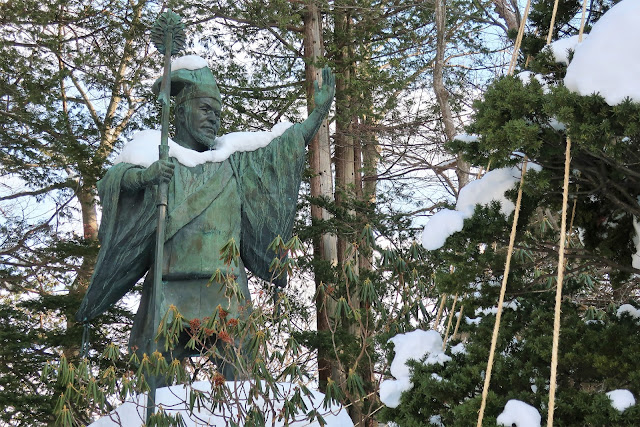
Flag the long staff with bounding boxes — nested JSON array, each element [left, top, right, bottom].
[[147, 10, 185, 422]]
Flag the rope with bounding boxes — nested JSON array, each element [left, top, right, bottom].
[[434, 293, 447, 329], [452, 305, 464, 340], [476, 159, 529, 427], [545, 0, 561, 45], [569, 196, 577, 235], [508, 0, 532, 76], [547, 137, 572, 426], [442, 293, 458, 349], [479, 160, 492, 179], [476, 5, 536, 422], [579, 0, 589, 42], [566, 188, 579, 247], [546, 4, 587, 422]]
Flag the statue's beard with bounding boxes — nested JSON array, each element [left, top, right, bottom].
[[185, 115, 218, 150], [193, 130, 217, 149]]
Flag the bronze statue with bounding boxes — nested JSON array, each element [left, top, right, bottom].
[[76, 62, 335, 371]]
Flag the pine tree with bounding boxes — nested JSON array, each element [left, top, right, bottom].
[[380, 1, 640, 425], [0, 0, 160, 422], [2, 0, 547, 425]]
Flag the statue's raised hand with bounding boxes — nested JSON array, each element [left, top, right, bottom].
[[298, 67, 335, 145], [314, 67, 336, 112]]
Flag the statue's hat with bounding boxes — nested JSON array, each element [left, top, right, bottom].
[[152, 56, 221, 106]]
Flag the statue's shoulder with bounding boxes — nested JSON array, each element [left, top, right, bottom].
[[217, 122, 299, 157], [97, 162, 136, 194], [111, 130, 213, 168]]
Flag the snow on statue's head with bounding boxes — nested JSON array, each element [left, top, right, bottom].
[[153, 60, 222, 150]]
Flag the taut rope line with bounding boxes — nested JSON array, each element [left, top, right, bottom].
[[508, 0, 532, 76], [546, 135, 572, 425], [434, 293, 448, 329], [442, 293, 459, 349], [476, 158, 529, 427]]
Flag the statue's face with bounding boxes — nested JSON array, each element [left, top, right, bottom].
[[180, 97, 221, 149]]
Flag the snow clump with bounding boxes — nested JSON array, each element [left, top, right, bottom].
[[453, 133, 478, 143], [631, 217, 640, 269], [88, 381, 353, 427], [616, 304, 640, 321], [422, 165, 541, 251], [457, 168, 525, 217], [517, 71, 548, 92], [475, 300, 520, 316], [464, 316, 482, 325], [606, 389, 636, 412], [429, 415, 444, 426], [421, 209, 464, 250], [464, 300, 520, 325], [450, 342, 467, 355], [565, 0, 640, 105], [379, 330, 451, 408], [496, 399, 541, 427], [544, 35, 587, 65]]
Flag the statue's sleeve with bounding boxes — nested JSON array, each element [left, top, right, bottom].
[[232, 125, 307, 288], [75, 163, 157, 322]]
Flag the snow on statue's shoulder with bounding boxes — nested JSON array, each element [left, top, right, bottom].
[[88, 381, 354, 427], [113, 123, 293, 168], [564, 0, 640, 105]]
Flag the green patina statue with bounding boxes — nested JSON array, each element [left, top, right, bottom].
[[76, 63, 335, 370]]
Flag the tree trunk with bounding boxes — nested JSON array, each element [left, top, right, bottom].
[[434, 0, 470, 190], [333, 5, 374, 424], [76, 183, 99, 290], [63, 183, 99, 360], [303, 0, 339, 393], [492, 0, 520, 32]]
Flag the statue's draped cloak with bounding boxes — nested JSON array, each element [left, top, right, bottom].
[[76, 125, 306, 322]]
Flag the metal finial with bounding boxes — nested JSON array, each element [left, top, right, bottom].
[[151, 9, 186, 56]]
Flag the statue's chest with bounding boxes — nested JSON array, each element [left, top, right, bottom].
[[164, 160, 242, 274], [172, 160, 229, 198], [168, 160, 239, 211]]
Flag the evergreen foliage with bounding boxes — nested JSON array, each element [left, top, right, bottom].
[[0, 0, 160, 422], [381, 1, 640, 425], [49, 235, 355, 426], [4, 0, 618, 425]]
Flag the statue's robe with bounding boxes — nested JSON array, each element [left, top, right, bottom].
[[76, 124, 307, 355]]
